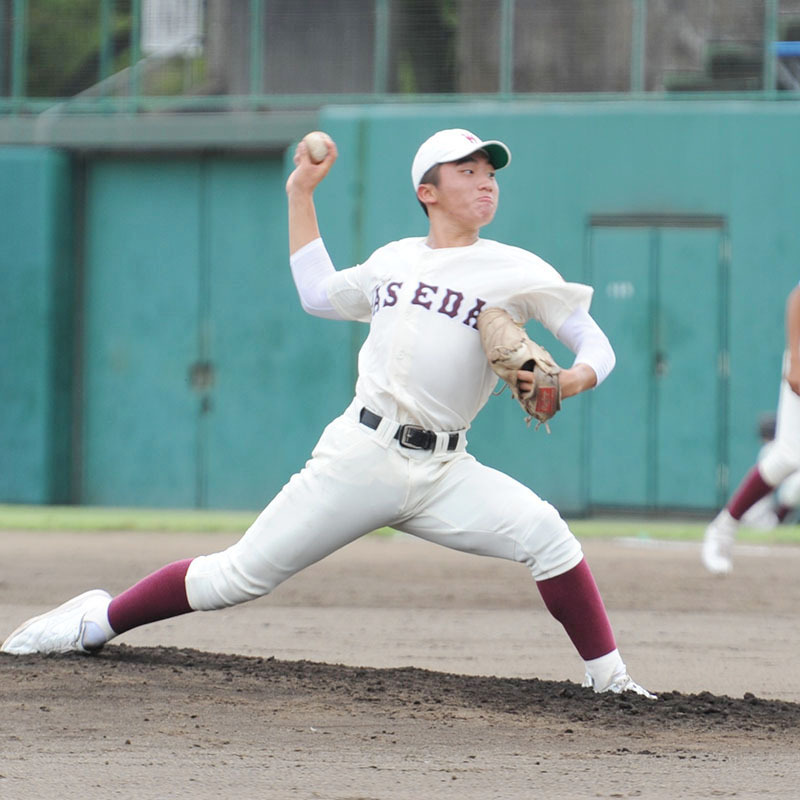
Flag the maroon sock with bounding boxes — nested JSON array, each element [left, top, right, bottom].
[[107, 559, 194, 635], [727, 467, 775, 520], [535, 558, 616, 661], [776, 504, 792, 522]]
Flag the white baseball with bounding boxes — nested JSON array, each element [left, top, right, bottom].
[[303, 131, 329, 163]]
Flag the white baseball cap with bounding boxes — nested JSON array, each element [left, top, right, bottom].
[[411, 128, 511, 189]]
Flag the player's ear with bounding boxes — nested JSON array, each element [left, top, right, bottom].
[[417, 183, 437, 207]]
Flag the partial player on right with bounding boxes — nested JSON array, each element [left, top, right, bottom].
[[702, 282, 800, 574], [739, 413, 800, 530]]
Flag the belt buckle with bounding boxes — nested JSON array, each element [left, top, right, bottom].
[[397, 424, 431, 450]]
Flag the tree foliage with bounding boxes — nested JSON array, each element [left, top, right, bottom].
[[24, 0, 131, 97]]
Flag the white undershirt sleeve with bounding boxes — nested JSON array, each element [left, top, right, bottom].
[[556, 307, 616, 386], [289, 238, 344, 320]]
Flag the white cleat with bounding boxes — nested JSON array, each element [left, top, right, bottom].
[[701, 515, 736, 575], [1, 589, 112, 655], [583, 672, 656, 700]]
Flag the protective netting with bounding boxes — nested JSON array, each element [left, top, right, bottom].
[[3, 0, 800, 103]]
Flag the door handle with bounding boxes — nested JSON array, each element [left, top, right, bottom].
[[189, 360, 215, 391]]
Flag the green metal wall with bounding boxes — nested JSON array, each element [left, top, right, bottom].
[[1, 101, 798, 512], [0, 147, 73, 504]]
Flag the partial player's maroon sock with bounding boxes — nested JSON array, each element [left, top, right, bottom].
[[727, 467, 774, 520], [776, 504, 792, 522], [107, 559, 194, 635], [535, 558, 616, 661]]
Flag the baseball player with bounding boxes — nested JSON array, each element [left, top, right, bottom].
[[703, 282, 800, 573], [740, 413, 800, 530], [2, 129, 653, 699]]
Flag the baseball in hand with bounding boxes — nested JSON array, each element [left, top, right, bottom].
[[303, 131, 330, 163]]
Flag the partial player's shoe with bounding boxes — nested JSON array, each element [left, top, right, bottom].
[[1, 589, 112, 655], [582, 672, 656, 699], [701, 510, 737, 575]]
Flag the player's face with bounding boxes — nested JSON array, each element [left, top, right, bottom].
[[430, 152, 499, 229]]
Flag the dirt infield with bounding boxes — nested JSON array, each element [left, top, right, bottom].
[[2, 529, 800, 799]]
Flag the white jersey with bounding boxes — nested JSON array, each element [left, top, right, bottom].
[[325, 237, 593, 432]]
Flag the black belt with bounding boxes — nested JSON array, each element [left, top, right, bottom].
[[359, 407, 459, 452]]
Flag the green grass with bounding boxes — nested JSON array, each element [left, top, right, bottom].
[[567, 517, 800, 545], [0, 504, 798, 544], [0, 504, 259, 533]]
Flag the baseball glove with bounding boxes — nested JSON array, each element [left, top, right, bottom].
[[477, 307, 562, 432]]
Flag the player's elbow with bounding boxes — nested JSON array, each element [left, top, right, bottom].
[[296, 295, 345, 321], [298, 296, 319, 316], [605, 343, 616, 376], [298, 297, 328, 318]]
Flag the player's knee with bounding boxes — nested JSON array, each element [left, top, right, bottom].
[[518, 503, 583, 580], [760, 442, 800, 486], [778, 471, 800, 507], [185, 550, 284, 611]]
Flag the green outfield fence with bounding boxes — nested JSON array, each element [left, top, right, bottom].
[[3, 0, 800, 118]]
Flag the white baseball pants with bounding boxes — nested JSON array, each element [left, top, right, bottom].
[[186, 401, 583, 611], [759, 351, 800, 486]]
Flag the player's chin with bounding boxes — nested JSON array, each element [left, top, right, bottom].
[[474, 202, 497, 225]]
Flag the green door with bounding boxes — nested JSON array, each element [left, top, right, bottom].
[[83, 160, 202, 507], [82, 156, 353, 509], [655, 228, 726, 507], [585, 227, 653, 507], [586, 218, 728, 512], [202, 159, 347, 509]]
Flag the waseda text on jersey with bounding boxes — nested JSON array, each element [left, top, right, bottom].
[[372, 279, 487, 327]]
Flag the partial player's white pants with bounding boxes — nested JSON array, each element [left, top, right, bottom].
[[759, 351, 800, 486], [186, 400, 583, 611], [777, 470, 800, 507]]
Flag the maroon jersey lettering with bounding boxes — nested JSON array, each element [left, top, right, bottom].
[[383, 281, 402, 307], [411, 282, 439, 310], [462, 298, 487, 328], [438, 289, 464, 319]]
